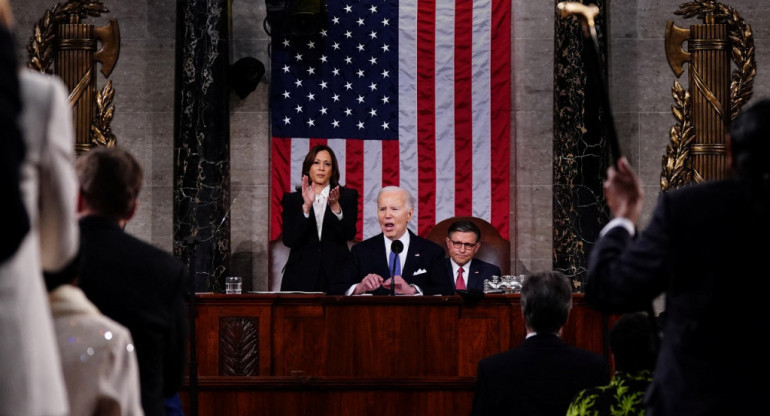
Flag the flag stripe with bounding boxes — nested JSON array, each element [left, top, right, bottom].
[[398, 0, 419, 237], [490, 0, 511, 239], [454, 0, 474, 217], [434, 1, 456, 223], [472, 0, 492, 221], [271, 137, 291, 240], [344, 139, 364, 241], [417, 0, 437, 237]]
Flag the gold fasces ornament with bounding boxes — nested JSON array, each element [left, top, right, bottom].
[[661, 0, 755, 191], [27, 0, 120, 154]]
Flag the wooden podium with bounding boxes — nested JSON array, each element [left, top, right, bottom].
[[181, 294, 609, 415]]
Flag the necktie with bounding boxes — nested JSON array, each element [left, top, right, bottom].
[[389, 250, 401, 277], [456, 267, 466, 290]]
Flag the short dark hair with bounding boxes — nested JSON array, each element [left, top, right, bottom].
[[521, 270, 573, 333], [447, 220, 481, 242], [298, 144, 341, 189], [610, 312, 656, 374], [76, 146, 143, 221]]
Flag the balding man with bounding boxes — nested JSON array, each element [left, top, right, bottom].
[[338, 186, 451, 296]]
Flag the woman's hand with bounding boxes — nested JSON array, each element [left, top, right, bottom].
[[301, 175, 315, 214], [329, 185, 342, 214]]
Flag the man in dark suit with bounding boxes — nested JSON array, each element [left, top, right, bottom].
[[75, 147, 187, 416], [471, 270, 607, 416], [340, 186, 448, 295], [585, 99, 770, 415], [434, 220, 501, 292]]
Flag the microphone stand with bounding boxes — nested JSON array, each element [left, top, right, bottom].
[[184, 235, 199, 416]]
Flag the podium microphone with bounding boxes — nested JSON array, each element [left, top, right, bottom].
[[390, 240, 403, 296]]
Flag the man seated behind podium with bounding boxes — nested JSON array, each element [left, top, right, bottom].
[[340, 186, 450, 295], [434, 221, 501, 292]]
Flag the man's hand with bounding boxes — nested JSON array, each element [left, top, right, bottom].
[[352, 273, 383, 295], [382, 275, 417, 295], [604, 157, 643, 224]]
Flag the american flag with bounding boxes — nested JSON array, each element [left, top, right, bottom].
[[270, 0, 510, 241]]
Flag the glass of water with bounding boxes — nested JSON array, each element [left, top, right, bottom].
[[225, 276, 242, 294]]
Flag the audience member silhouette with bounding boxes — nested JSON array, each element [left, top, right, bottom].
[[76, 147, 187, 416], [471, 270, 608, 416], [567, 311, 656, 416], [586, 99, 770, 414]]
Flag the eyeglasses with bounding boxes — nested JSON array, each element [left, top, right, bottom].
[[449, 240, 478, 250]]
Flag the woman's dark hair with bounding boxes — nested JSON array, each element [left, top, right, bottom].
[[297, 144, 341, 190]]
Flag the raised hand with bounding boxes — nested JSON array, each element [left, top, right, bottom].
[[603, 157, 643, 224], [301, 175, 315, 214], [328, 185, 341, 214]]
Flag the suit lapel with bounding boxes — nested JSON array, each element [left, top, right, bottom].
[[372, 234, 391, 277]]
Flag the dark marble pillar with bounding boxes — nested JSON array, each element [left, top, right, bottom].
[[553, 0, 611, 291], [173, 0, 231, 292]]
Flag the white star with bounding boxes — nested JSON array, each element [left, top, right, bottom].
[[344, 107, 353, 116], [307, 92, 315, 101], [381, 44, 390, 53], [356, 43, 365, 52], [295, 105, 303, 113], [306, 66, 316, 75], [283, 116, 291, 125], [369, 31, 377, 40], [307, 40, 315, 49], [381, 69, 390, 78], [294, 79, 303, 88], [283, 38, 291, 47], [320, 29, 327, 37], [332, 67, 341, 76], [344, 82, 353, 90], [319, 81, 328, 89], [282, 90, 291, 99], [320, 55, 328, 63], [356, 95, 365, 104], [331, 93, 340, 102], [369, 57, 378, 65], [357, 121, 365, 129], [332, 42, 340, 50], [381, 121, 390, 130], [344, 5, 352, 13], [357, 17, 365, 26], [369, 108, 377, 117], [344, 30, 352, 39], [369, 82, 377, 91], [307, 118, 315, 127], [382, 18, 390, 26], [381, 95, 390, 104], [370, 5, 378, 13], [282, 65, 290, 73], [357, 69, 365, 78], [295, 53, 303, 61], [344, 56, 353, 64], [332, 119, 340, 128], [319, 106, 328, 115], [332, 16, 340, 24]]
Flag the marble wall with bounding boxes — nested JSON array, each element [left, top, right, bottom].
[[8, 0, 770, 290]]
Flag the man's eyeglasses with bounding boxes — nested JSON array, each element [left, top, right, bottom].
[[449, 240, 478, 250]]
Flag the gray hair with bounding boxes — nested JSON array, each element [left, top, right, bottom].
[[378, 186, 414, 209]]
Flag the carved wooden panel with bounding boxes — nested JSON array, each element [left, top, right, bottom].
[[219, 317, 259, 376]]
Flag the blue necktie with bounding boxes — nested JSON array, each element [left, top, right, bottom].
[[389, 250, 401, 277]]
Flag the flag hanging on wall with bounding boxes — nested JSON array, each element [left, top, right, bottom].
[[270, 0, 510, 241]]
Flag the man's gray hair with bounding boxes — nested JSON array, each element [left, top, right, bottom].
[[379, 186, 414, 209]]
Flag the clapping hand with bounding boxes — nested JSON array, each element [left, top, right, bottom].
[[301, 175, 315, 214], [329, 185, 341, 214]]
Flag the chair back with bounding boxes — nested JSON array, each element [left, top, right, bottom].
[[425, 216, 510, 275]]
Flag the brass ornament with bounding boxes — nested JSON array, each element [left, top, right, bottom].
[[26, 0, 120, 153], [661, 0, 755, 191]]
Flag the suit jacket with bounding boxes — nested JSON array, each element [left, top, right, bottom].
[[344, 230, 447, 295], [49, 285, 143, 416], [434, 257, 501, 292], [78, 215, 187, 416], [0, 70, 78, 416], [471, 333, 608, 416], [586, 178, 769, 415], [281, 186, 358, 292]]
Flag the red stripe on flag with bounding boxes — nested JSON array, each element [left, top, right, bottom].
[[309, 138, 327, 148], [271, 137, 292, 240], [490, 0, 511, 239], [416, 0, 437, 237], [382, 140, 400, 186], [454, 0, 473, 217], [345, 139, 364, 241]]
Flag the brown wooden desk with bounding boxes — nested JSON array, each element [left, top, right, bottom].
[[181, 294, 608, 415]]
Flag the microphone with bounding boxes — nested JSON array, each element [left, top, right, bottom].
[[390, 240, 403, 296]]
